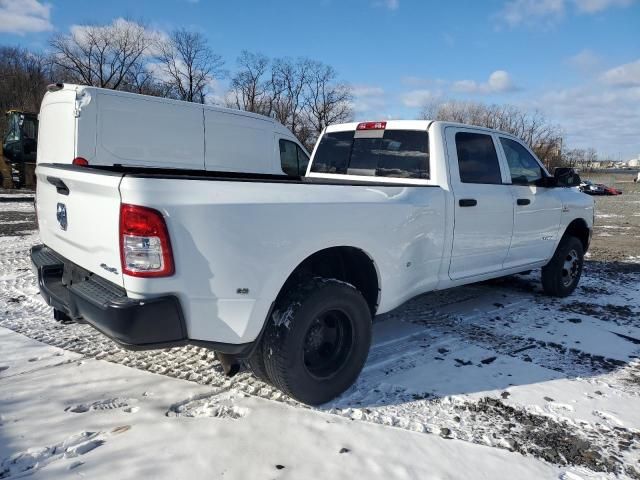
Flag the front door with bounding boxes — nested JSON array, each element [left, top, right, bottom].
[[497, 136, 563, 267], [446, 127, 514, 280]]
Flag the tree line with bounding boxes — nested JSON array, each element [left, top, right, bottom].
[[0, 18, 605, 166], [0, 19, 351, 151]]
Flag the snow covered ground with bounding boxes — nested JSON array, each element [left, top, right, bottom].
[[1, 198, 639, 479], [0, 326, 563, 479]]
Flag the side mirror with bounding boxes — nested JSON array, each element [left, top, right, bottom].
[[554, 167, 581, 188]]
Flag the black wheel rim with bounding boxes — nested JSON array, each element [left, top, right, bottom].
[[302, 309, 354, 380]]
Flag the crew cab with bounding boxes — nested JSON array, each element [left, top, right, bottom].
[[31, 86, 593, 405]]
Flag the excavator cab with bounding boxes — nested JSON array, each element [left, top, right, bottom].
[[2, 110, 38, 188], [3, 110, 38, 164]]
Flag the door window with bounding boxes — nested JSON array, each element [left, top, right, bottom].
[[279, 139, 310, 176], [297, 146, 310, 174], [499, 137, 544, 185], [4, 115, 20, 142], [454, 132, 502, 184]]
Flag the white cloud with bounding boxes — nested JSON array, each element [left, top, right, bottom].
[[488, 70, 515, 92], [373, 0, 399, 11], [567, 49, 602, 71], [351, 85, 387, 115], [400, 76, 447, 88], [68, 18, 165, 55], [495, 0, 565, 28], [530, 84, 640, 158], [401, 89, 437, 108], [494, 0, 635, 27], [573, 0, 633, 13], [452, 70, 517, 94], [0, 0, 53, 35], [601, 59, 640, 87], [352, 85, 385, 97]]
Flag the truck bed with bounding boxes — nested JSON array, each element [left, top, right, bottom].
[[35, 162, 448, 346]]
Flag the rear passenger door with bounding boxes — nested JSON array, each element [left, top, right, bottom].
[[497, 136, 562, 267], [445, 127, 514, 280]]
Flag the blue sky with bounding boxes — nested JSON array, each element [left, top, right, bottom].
[[1, 0, 639, 159]]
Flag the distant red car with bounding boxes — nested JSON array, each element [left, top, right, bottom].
[[598, 184, 622, 195]]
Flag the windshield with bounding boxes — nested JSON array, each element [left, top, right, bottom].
[[311, 129, 429, 179]]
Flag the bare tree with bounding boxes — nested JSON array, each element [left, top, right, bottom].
[[272, 57, 312, 139], [225, 53, 352, 150], [227, 51, 272, 113], [584, 148, 598, 171], [156, 28, 225, 103], [49, 19, 153, 90], [0, 46, 50, 134], [119, 60, 173, 97], [304, 62, 353, 143], [0, 46, 49, 108], [563, 148, 584, 169], [420, 99, 564, 169]]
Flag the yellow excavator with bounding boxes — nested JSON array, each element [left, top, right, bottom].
[[1, 110, 38, 189]]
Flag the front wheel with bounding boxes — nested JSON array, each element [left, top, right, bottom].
[[261, 278, 372, 405], [541, 236, 584, 297]]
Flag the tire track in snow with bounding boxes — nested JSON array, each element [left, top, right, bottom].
[[1, 206, 640, 477]]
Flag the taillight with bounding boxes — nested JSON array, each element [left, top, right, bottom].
[[356, 121, 387, 130], [72, 157, 89, 166], [119, 204, 174, 277]]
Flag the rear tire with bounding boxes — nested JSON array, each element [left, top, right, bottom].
[[541, 236, 584, 297], [246, 341, 271, 384], [261, 277, 372, 405]]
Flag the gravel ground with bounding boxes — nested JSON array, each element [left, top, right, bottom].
[[1, 188, 639, 478], [585, 172, 640, 262]]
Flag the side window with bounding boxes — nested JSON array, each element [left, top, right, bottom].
[[500, 137, 544, 185], [21, 117, 37, 140], [455, 132, 502, 184], [5, 115, 20, 142], [297, 146, 310, 175], [279, 139, 299, 176]]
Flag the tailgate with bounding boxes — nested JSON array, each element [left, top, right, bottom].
[[35, 165, 125, 287]]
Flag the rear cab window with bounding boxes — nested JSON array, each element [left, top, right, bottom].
[[310, 128, 429, 180]]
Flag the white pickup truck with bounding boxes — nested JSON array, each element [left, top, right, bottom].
[[32, 85, 593, 405]]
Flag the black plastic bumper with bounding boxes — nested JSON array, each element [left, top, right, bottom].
[[31, 244, 188, 350], [30, 245, 254, 356]]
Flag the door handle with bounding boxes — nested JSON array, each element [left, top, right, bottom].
[[459, 199, 477, 207], [517, 198, 531, 206], [46, 176, 69, 196]]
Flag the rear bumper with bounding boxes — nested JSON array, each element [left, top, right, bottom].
[[30, 244, 253, 355], [31, 244, 187, 350]]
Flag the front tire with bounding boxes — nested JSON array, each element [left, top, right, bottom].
[[261, 278, 372, 405], [541, 236, 584, 297]]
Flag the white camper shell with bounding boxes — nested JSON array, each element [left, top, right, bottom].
[[37, 84, 309, 175]]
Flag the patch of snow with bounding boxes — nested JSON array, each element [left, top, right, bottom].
[[1, 200, 639, 478], [0, 327, 562, 479]]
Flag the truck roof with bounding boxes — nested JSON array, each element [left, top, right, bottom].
[[45, 83, 295, 138], [326, 120, 432, 132], [325, 119, 520, 138]]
